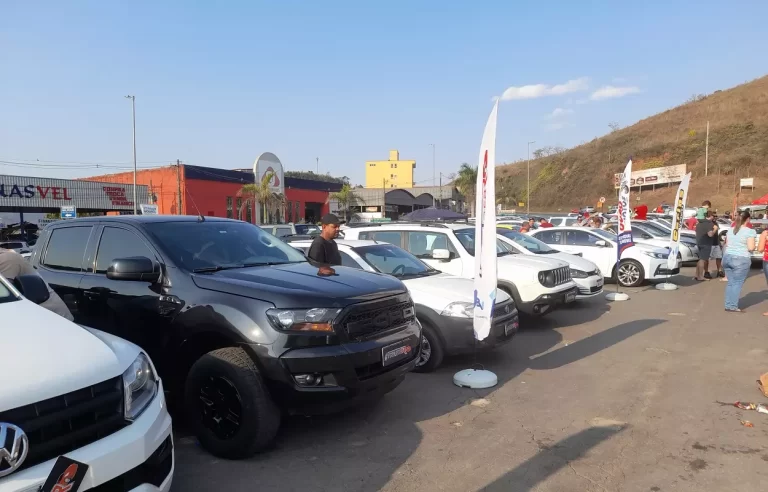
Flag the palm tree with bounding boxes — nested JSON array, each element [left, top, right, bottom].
[[453, 163, 478, 216], [238, 171, 285, 224], [328, 183, 364, 222]]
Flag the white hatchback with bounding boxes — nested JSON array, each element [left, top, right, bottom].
[[529, 227, 681, 287]]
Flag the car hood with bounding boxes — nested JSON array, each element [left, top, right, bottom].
[[402, 273, 510, 311], [192, 261, 407, 308], [499, 254, 569, 271], [0, 299, 124, 412]]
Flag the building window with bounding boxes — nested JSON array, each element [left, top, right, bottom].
[[394, 163, 397, 168], [391, 174, 394, 178], [236, 198, 242, 220], [226, 197, 233, 219], [245, 202, 252, 223], [369, 163, 376, 167]]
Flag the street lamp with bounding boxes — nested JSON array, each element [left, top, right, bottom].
[[429, 143, 436, 207], [125, 95, 137, 215], [527, 140, 535, 215]]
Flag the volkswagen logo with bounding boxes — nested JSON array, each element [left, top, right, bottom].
[[0, 423, 28, 477]]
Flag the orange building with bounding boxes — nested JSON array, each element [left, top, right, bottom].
[[83, 164, 342, 223]]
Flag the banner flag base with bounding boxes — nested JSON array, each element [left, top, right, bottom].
[[655, 282, 678, 291], [606, 292, 630, 301], [454, 369, 498, 389]]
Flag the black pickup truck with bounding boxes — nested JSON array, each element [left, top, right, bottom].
[[32, 216, 422, 458]]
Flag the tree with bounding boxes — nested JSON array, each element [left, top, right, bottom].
[[608, 121, 621, 132], [453, 163, 478, 216], [328, 183, 364, 222], [237, 171, 285, 224]]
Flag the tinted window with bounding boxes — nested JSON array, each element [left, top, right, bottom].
[[95, 227, 156, 273], [274, 227, 293, 238], [144, 221, 305, 271], [295, 224, 320, 235], [452, 228, 511, 256], [565, 230, 602, 246], [43, 226, 92, 271], [0, 278, 17, 304], [534, 230, 564, 245], [407, 232, 457, 258], [362, 231, 403, 246], [497, 229, 557, 254], [339, 252, 362, 269], [1, 242, 24, 249], [354, 244, 432, 277]]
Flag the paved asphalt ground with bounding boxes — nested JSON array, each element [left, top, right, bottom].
[[171, 266, 768, 492]]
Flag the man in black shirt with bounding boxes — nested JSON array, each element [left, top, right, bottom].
[[694, 208, 718, 280], [307, 213, 342, 266]]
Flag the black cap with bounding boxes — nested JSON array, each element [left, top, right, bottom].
[[321, 213, 340, 225]]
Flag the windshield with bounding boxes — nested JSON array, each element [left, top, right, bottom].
[[592, 229, 617, 241], [353, 244, 437, 278], [0, 276, 18, 304], [453, 228, 512, 256], [497, 229, 557, 254], [294, 224, 320, 235], [145, 220, 307, 272], [634, 222, 668, 237]]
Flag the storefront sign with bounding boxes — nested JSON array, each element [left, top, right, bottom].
[[614, 164, 687, 189], [60, 205, 76, 219], [0, 174, 149, 210], [139, 204, 158, 215]]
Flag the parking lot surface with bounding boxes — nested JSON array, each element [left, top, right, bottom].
[[172, 266, 768, 491]]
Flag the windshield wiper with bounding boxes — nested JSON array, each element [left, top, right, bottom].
[[192, 264, 245, 273], [243, 260, 306, 267]]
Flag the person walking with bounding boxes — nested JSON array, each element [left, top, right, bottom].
[[709, 212, 724, 278], [307, 213, 342, 266], [722, 210, 756, 313], [757, 228, 768, 316], [694, 208, 717, 281]]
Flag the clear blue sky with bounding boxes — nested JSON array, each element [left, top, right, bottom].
[[1, 1, 766, 186]]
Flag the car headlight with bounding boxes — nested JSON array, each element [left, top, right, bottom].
[[441, 301, 475, 318], [123, 353, 158, 421], [538, 271, 555, 287], [266, 308, 342, 332], [642, 250, 667, 259], [569, 268, 589, 278]]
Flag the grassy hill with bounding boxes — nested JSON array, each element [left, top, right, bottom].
[[496, 75, 768, 213]]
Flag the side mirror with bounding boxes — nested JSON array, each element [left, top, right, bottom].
[[594, 240, 607, 247], [106, 257, 161, 282], [13, 274, 50, 305], [432, 249, 451, 260]]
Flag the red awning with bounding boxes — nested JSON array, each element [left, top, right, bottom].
[[751, 194, 768, 205]]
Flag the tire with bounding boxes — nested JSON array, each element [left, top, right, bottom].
[[414, 322, 444, 373], [616, 259, 644, 287], [185, 347, 281, 459]]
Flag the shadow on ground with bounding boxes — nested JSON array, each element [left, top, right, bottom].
[[479, 424, 627, 492], [172, 307, 663, 491]]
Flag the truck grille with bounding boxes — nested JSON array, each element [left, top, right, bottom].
[[341, 293, 415, 339], [551, 266, 571, 286], [493, 299, 516, 318], [0, 376, 127, 473]]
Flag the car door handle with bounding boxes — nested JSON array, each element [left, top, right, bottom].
[[83, 287, 111, 299]]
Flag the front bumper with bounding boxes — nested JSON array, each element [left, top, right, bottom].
[[654, 265, 681, 277], [518, 286, 579, 316], [573, 275, 604, 299], [680, 244, 699, 262], [0, 383, 174, 492], [259, 320, 422, 415], [436, 309, 519, 355]]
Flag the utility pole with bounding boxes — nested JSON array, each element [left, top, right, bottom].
[[316, 157, 319, 174], [705, 120, 710, 176], [429, 144, 436, 207], [527, 141, 535, 215], [125, 95, 137, 215], [439, 172, 443, 209], [176, 159, 182, 215]]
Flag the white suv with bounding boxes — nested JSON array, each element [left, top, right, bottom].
[[0, 274, 173, 491], [289, 239, 519, 372], [343, 223, 579, 317]]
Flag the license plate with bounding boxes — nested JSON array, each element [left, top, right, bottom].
[[565, 291, 576, 303], [505, 321, 519, 336], [382, 339, 413, 367], [596, 278, 604, 287], [40, 456, 89, 492]]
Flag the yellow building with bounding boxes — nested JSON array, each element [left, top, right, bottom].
[[365, 150, 416, 189]]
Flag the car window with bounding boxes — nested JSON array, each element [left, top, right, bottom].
[[533, 229, 563, 245], [565, 230, 603, 246], [0, 277, 18, 304], [496, 229, 557, 254], [294, 224, 320, 235], [339, 251, 362, 269], [144, 221, 306, 271], [453, 228, 511, 256], [407, 232, 457, 258], [43, 226, 92, 272], [274, 227, 293, 238], [362, 230, 403, 247], [95, 227, 156, 274], [0, 242, 24, 249], [354, 244, 433, 278]]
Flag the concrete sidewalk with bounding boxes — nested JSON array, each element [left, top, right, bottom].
[[173, 267, 768, 491]]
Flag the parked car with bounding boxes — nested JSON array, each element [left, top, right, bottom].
[[0, 273, 174, 491], [529, 226, 680, 287], [32, 216, 421, 458], [580, 206, 596, 213], [602, 221, 699, 264], [288, 239, 519, 372], [495, 227, 604, 299], [261, 222, 320, 238], [0, 240, 31, 259], [547, 216, 580, 227], [342, 223, 579, 317]]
